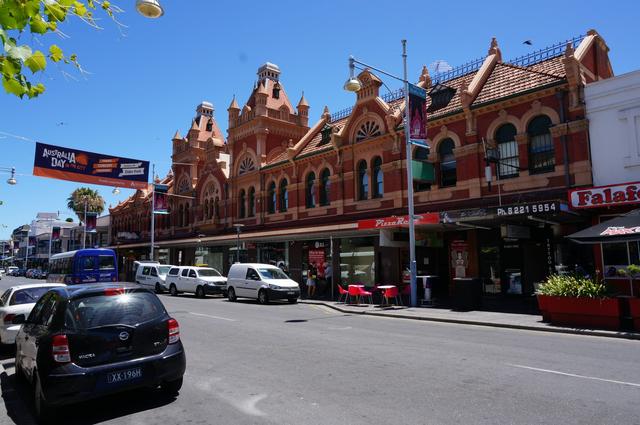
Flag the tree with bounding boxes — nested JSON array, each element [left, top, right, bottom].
[[0, 0, 123, 99], [65, 217, 73, 222], [67, 187, 104, 222]]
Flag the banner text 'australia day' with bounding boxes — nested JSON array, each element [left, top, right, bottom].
[[33, 142, 150, 189]]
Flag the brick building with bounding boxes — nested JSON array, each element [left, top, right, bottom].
[[111, 30, 614, 305]]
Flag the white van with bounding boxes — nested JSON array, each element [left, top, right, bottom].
[[165, 266, 227, 298], [226, 263, 300, 304], [135, 263, 174, 293]]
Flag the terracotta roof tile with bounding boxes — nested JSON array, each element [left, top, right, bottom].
[[527, 56, 566, 78], [297, 116, 348, 159]]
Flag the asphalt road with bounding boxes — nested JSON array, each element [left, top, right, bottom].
[[1, 275, 639, 425]]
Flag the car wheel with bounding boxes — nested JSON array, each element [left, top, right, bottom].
[[160, 377, 183, 396], [155, 283, 163, 294], [170, 284, 178, 297], [227, 287, 237, 302], [34, 375, 55, 423], [196, 286, 205, 298], [222, 290, 228, 298], [258, 289, 268, 305], [288, 298, 298, 304]]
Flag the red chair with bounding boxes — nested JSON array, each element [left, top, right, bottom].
[[382, 286, 401, 306], [336, 285, 348, 303], [358, 287, 374, 304], [346, 285, 361, 304]]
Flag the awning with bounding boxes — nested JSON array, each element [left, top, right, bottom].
[[567, 209, 640, 244]]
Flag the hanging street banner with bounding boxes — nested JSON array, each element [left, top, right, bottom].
[[408, 83, 428, 141], [51, 226, 61, 241], [85, 212, 98, 233], [154, 184, 169, 214], [33, 142, 150, 190]]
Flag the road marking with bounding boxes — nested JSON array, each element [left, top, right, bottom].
[[189, 312, 237, 322], [327, 326, 352, 330], [233, 394, 267, 416], [507, 364, 640, 388]]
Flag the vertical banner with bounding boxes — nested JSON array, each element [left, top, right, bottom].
[[408, 83, 428, 142], [51, 226, 61, 241], [85, 213, 98, 233], [154, 184, 169, 214]]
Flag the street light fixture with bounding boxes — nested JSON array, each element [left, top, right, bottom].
[[344, 40, 419, 307], [136, 0, 164, 18], [112, 187, 120, 195], [232, 224, 245, 264], [1, 167, 17, 185]]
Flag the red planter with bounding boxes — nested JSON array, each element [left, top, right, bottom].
[[629, 298, 640, 331], [536, 294, 552, 322], [537, 295, 622, 330]]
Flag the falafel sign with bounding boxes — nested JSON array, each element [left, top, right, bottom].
[[33, 142, 149, 189]]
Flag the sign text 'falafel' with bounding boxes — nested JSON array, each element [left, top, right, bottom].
[[569, 182, 640, 209]]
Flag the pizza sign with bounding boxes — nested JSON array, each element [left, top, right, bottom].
[[569, 182, 640, 209]]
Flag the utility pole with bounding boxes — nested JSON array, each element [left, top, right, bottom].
[[150, 163, 156, 261]]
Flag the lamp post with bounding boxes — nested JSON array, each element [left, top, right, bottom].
[[233, 224, 245, 264], [0, 166, 17, 185], [344, 40, 419, 307]]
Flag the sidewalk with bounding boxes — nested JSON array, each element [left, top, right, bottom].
[[300, 299, 640, 340]]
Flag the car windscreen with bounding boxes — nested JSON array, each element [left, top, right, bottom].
[[65, 291, 166, 330], [257, 268, 289, 279], [197, 269, 221, 277], [10, 287, 55, 305], [158, 266, 172, 275]]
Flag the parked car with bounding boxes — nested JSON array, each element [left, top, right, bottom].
[[0, 283, 66, 345], [226, 263, 300, 304], [6, 266, 18, 276], [165, 266, 227, 298], [135, 264, 174, 293], [17, 268, 27, 276], [14, 284, 186, 422]]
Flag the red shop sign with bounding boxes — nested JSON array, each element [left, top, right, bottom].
[[357, 213, 439, 230], [569, 181, 640, 209]]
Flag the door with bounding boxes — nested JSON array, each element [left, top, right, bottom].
[[139, 266, 151, 285], [178, 268, 189, 292], [188, 269, 198, 292], [18, 293, 57, 381], [149, 267, 160, 287], [245, 268, 261, 299]]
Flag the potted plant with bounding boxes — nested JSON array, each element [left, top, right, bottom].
[[536, 274, 621, 330]]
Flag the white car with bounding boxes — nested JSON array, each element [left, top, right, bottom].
[[226, 263, 300, 304], [135, 263, 174, 293], [0, 283, 66, 344], [165, 266, 227, 298]]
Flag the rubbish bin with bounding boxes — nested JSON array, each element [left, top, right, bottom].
[[452, 277, 482, 311]]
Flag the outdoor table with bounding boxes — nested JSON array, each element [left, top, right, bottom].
[[347, 284, 364, 305], [376, 285, 397, 307]]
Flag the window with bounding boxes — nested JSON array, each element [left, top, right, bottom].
[[279, 179, 288, 212], [246, 268, 260, 280], [320, 124, 332, 145], [372, 156, 383, 198], [99, 255, 115, 270], [10, 287, 55, 306], [438, 138, 457, 187], [357, 160, 369, 200], [66, 292, 165, 329], [414, 146, 431, 192], [168, 267, 180, 276], [238, 157, 255, 175], [272, 82, 281, 99], [150, 268, 158, 277], [239, 189, 246, 218], [528, 115, 555, 174], [206, 119, 213, 132], [214, 197, 220, 219], [181, 268, 189, 277], [188, 269, 197, 278], [81, 256, 95, 271], [306, 172, 316, 208], [495, 123, 519, 179], [320, 168, 331, 206], [142, 266, 150, 276], [268, 182, 276, 214], [248, 187, 255, 217], [356, 121, 381, 142]]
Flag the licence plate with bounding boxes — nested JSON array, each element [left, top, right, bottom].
[[287, 291, 295, 295], [107, 367, 142, 384]]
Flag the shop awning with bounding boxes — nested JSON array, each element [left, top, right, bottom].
[[567, 209, 640, 244]]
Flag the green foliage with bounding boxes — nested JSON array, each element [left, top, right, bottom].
[[537, 274, 609, 299], [0, 0, 122, 99], [65, 217, 74, 222], [618, 264, 640, 278], [67, 187, 105, 222]]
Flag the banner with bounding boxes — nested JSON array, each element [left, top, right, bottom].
[[33, 142, 149, 190], [85, 212, 97, 233], [154, 184, 169, 214], [408, 83, 428, 141], [51, 226, 61, 241]]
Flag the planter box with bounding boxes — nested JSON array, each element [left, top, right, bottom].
[[537, 295, 621, 330], [536, 294, 552, 322], [629, 298, 640, 331]]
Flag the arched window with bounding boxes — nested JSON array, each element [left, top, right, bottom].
[[204, 199, 210, 220], [372, 156, 383, 198], [320, 168, 331, 206], [238, 156, 256, 175], [279, 179, 288, 212], [495, 123, 519, 179], [178, 205, 184, 227], [356, 121, 382, 142], [528, 115, 554, 174], [306, 172, 316, 208], [239, 189, 246, 218], [248, 187, 255, 217], [438, 138, 457, 187], [267, 182, 276, 214], [184, 204, 190, 226], [357, 160, 369, 200]]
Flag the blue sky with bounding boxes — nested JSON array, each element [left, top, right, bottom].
[[1, 0, 640, 239]]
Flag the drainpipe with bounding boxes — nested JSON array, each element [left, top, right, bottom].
[[556, 90, 570, 188]]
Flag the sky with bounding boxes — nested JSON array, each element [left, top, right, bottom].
[[1, 0, 640, 239]]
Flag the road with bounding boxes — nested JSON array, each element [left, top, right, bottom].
[[1, 275, 639, 425]]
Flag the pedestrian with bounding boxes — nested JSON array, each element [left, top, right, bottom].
[[307, 263, 317, 298], [325, 261, 333, 294]]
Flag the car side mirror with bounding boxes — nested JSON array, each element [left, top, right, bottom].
[[12, 314, 26, 325]]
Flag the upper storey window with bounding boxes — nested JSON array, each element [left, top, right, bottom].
[[495, 123, 519, 179], [356, 121, 381, 142], [238, 156, 256, 175], [527, 115, 555, 174]]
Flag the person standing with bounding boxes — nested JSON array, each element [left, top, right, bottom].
[[306, 263, 317, 298]]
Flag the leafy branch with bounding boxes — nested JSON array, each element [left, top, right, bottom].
[[0, 0, 124, 99]]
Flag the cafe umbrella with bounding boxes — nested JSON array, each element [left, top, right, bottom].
[[567, 209, 640, 295]]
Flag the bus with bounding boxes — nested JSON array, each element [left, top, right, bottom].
[[48, 249, 118, 284]]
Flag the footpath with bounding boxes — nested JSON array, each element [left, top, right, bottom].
[[300, 299, 640, 340]]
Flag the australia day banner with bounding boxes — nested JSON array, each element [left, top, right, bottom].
[[33, 142, 149, 190], [408, 83, 429, 149], [154, 184, 169, 214]]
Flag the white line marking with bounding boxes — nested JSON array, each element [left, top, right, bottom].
[[507, 364, 640, 388], [189, 312, 237, 322]]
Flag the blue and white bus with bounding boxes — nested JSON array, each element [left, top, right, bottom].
[[48, 249, 118, 284]]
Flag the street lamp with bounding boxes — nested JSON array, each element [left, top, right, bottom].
[[112, 187, 120, 195], [344, 40, 419, 307], [136, 0, 164, 18], [1, 167, 17, 185], [233, 224, 245, 264]]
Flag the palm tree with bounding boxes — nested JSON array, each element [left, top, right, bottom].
[[67, 187, 105, 223]]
